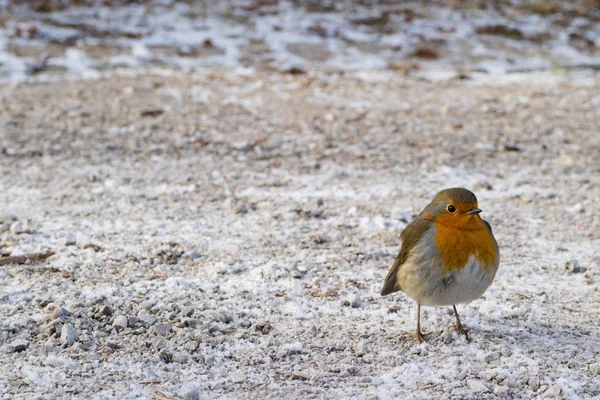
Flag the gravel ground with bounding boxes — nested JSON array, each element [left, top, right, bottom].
[[0, 69, 599, 399]]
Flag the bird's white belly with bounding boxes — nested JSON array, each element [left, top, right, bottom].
[[398, 254, 495, 306]]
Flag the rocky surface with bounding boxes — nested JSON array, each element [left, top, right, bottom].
[[1, 0, 599, 81], [0, 69, 599, 399]]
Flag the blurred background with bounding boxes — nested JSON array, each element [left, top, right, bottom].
[[1, 0, 599, 81]]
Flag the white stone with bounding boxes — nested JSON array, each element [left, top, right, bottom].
[[467, 379, 490, 393]]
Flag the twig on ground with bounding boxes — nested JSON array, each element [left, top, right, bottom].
[[274, 370, 309, 380], [83, 243, 105, 252], [248, 382, 266, 390], [416, 383, 440, 391], [152, 390, 178, 400], [0, 250, 55, 266]]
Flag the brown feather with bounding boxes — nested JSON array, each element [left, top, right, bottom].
[[381, 217, 432, 296]]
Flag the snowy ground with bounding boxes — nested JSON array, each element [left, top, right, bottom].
[[2, 1, 599, 81], [0, 69, 599, 399]]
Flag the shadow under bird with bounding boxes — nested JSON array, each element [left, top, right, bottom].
[[381, 188, 499, 342]]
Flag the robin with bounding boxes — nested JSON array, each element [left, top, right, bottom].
[[381, 188, 499, 342]]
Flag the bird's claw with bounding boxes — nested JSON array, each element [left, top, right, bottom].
[[415, 330, 426, 343], [455, 324, 469, 341]]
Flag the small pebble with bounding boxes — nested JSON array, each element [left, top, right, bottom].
[[0, 212, 16, 223], [159, 350, 173, 363], [313, 234, 330, 244], [173, 353, 189, 364], [230, 374, 246, 384], [7, 339, 29, 353], [483, 351, 502, 363], [467, 379, 490, 393], [289, 268, 304, 279], [565, 260, 586, 274], [543, 384, 561, 398], [567, 203, 583, 214], [353, 341, 368, 357], [112, 315, 129, 330], [183, 387, 200, 400], [188, 250, 202, 260], [500, 347, 512, 357], [44, 338, 58, 353], [442, 333, 454, 344], [282, 342, 303, 354], [527, 377, 540, 390], [41, 319, 62, 335], [212, 311, 231, 324], [45, 303, 69, 319], [503, 379, 518, 388], [153, 323, 172, 336], [93, 330, 108, 339], [494, 385, 509, 396], [138, 310, 157, 325], [180, 306, 194, 317], [10, 220, 28, 234], [97, 305, 113, 316], [60, 324, 77, 346], [64, 232, 76, 246]]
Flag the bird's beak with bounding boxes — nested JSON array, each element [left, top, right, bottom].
[[466, 208, 482, 215]]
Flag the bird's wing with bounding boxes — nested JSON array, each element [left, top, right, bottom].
[[482, 219, 493, 233], [482, 218, 500, 259], [381, 217, 432, 296]]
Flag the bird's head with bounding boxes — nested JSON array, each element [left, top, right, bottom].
[[422, 188, 483, 228]]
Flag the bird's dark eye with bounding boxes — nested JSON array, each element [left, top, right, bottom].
[[447, 205, 456, 213]]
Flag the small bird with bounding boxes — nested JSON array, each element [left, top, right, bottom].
[[381, 188, 499, 342]]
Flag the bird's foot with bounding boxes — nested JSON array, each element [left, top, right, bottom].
[[455, 323, 469, 341], [414, 329, 426, 343]]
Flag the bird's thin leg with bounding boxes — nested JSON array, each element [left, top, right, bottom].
[[415, 303, 425, 343], [453, 305, 469, 340]]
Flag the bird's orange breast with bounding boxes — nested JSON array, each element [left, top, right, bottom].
[[433, 216, 498, 275]]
